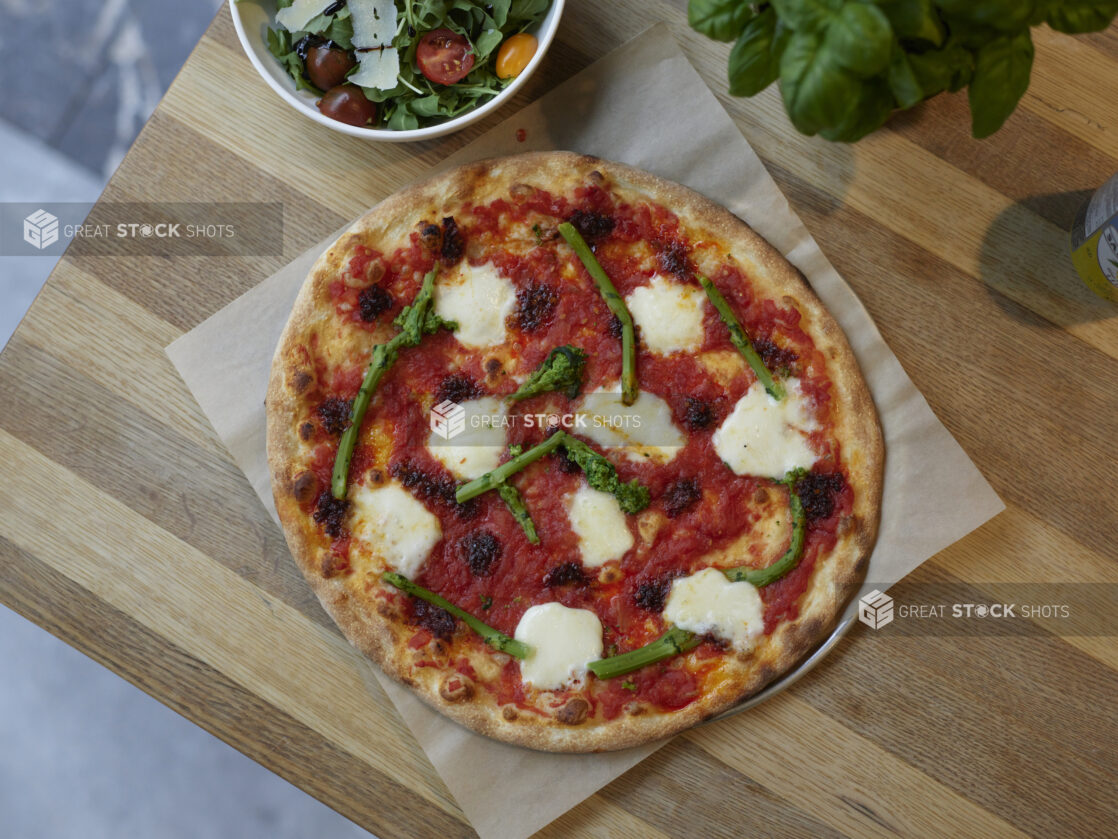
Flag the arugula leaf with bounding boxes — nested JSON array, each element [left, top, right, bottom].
[[265, 27, 322, 94], [727, 7, 788, 97], [967, 28, 1034, 138], [823, 1, 894, 77], [1046, 0, 1118, 33], [688, 0, 756, 42]]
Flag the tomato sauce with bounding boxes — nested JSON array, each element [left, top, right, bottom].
[[299, 183, 849, 717]]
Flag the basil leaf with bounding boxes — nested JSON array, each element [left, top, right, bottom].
[[688, 0, 756, 42], [779, 30, 861, 135], [872, 0, 944, 45], [934, 0, 1038, 33], [771, 0, 843, 33], [1046, 0, 1118, 33], [907, 39, 974, 95], [818, 77, 894, 142], [967, 29, 1034, 138], [728, 8, 788, 96], [823, 2, 894, 77], [887, 48, 924, 108]]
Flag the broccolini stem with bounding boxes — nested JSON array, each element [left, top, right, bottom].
[[497, 482, 540, 544], [587, 627, 700, 679], [381, 571, 530, 659], [331, 268, 441, 499], [558, 222, 638, 405], [455, 432, 567, 503], [724, 479, 806, 587], [698, 274, 785, 400]]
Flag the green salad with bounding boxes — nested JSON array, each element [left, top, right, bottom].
[[263, 0, 551, 130]]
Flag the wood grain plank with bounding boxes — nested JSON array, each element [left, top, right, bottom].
[[683, 693, 1031, 839], [0, 425, 465, 823], [0, 535, 468, 839]]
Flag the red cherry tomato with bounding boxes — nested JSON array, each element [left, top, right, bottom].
[[416, 28, 475, 85], [317, 84, 377, 126], [305, 44, 356, 90]]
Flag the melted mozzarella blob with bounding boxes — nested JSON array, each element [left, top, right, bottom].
[[663, 568, 764, 652], [712, 379, 818, 478], [427, 396, 507, 480], [350, 482, 441, 579], [625, 274, 706, 355], [434, 262, 517, 349], [514, 603, 604, 689], [565, 483, 634, 567], [576, 386, 685, 464]]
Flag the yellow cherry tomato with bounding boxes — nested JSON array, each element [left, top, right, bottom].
[[496, 33, 538, 79]]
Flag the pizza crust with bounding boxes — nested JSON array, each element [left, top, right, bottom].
[[266, 152, 883, 752]]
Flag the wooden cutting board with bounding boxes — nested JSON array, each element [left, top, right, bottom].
[[1, 3, 1116, 837]]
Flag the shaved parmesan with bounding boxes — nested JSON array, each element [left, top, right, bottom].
[[275, 0, 334, 33], [349, 0, 397, 48], [348, 47, 400, 91]]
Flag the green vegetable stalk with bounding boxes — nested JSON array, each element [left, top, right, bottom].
[[331, 268, 455, 499], [587, 627, 701, 680], [699, 274, 784, 400], [382, 571, 530, 658], [455, 431, 651, 515], [723, 482, 806, 587], [689, 0, 1118, 141], [507, 345, 587, 402], [497, 482, 540, 544], [558, 222, 638, 405]]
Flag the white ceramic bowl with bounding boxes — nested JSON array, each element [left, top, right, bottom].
[[231, 0, 565, 141]]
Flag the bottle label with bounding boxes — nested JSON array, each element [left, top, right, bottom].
[[1071, 212, 1118, 302]]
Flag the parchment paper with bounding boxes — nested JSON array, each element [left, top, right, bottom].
[[167, 25, 1004, 839]]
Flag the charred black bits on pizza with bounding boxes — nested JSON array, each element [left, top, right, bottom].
[[411, 598, 457, 641], [607, 314, 623, 339], [418, 221, 442, 252], [435, 373, 482, 404], [662, 478, 702, 518], [461, 530, 502, 576], [753, 337, 798, 371], [357, 285, 393, 322], [634, 577, 673, 612], [553, 448, 582, 474], [569, 209, 614, 241], [795, 471, 845, 522], [440, 216, 465, 264], [515, 282, 559, 331], [298, 422, 315, 441], [391, 460, 478, 519], [657, 240, 690, 278], [682, 396, 715, 431], [313, 491, 349, 538], [317, 397, 352, 435], [544, 561, 587, 587]]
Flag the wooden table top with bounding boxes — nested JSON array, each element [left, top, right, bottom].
[[3, 3, 1116, 836]]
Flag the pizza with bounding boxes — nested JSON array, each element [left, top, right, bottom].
[[266, 152, 883, 752]]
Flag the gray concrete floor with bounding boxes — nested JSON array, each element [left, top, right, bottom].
[[0, 2, 376, 836]]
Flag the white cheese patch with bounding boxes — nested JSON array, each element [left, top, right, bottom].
[[625, 274, 706, 355], [434, 262, 517, 349], [349, 0, 396, 48], [565, 483, 635, 568], [664, 568, 764, 653], [576, 386, 685, 464], [348, 47, 400, 91], [350, 482, 441, 579], [712, 379, 818, 479], [427, 396, 507, 480], [275, 0, 334, 32], [514, 603, 604, 689]]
